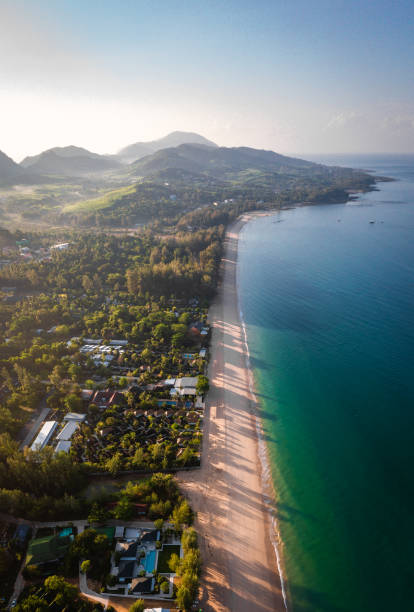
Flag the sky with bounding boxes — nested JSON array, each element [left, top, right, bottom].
[[1, 0, 413, 161]]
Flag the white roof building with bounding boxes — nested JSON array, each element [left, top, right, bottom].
[[56, 421, 79, 441], [50, 242, 70, 250], [64, 412, 86, 422], [175, 377, 198, 388], [164, 378, 176, 386], [30, 421, 58, 451], [172, 376, 198, 396], [55, 440, 72, 453]]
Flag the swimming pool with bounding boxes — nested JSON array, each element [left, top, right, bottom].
[[144, 550, 156, 573], [59, 528, 73, 537], [156, 400, 177, 407]]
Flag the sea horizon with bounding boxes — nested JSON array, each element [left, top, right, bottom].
[[237, 154, 414, 611]]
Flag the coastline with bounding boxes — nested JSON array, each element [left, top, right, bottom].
[[237, 216, 289, 611], [178, 212, 286, 612]]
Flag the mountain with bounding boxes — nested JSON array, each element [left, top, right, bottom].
[[117, 131, 217, 163], [20, 146, 121, 176], [128, 143, 318, 182], [0, 150, 24, 182]]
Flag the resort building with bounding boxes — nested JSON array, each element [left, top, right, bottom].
[[30, 421, 58, 451]]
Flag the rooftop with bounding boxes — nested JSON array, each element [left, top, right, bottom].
[[30, 421, 58, 451]]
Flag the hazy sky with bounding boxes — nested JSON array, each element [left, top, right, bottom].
[[1, 0, 413, 160]]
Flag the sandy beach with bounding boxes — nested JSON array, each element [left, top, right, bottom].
[[178, 215, 286, 612]]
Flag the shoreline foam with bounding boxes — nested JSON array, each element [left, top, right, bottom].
[[178, 212, 286, 611], [237, 216, 289, 611]]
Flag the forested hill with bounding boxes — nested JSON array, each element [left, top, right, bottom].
[[117, 130, 218, 163], [20, 145, 121, 176], [0, 150, 24, 181], [128, 143, 318, 181]]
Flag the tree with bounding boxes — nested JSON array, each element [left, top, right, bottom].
[[64, 393, 83, 413], [105, 452, 123, 476], [129, 600, 145, 612], [176, 584, 192, 611], [196, 375, 209, 396], [132, 446, 145, 468], [180, 446, 193, 466], [126, 268, 139, 294], [88, 502, 109, 524], [154, 518, 164, 531], [182, 527, 198, 553], [114, 497, 134, 520], [81, 559, 91, 574], [168, 552, 180, 572], [15, 594, 48, 611], [44, 575, 77, 602], [171, 499, 192, 530], [153, 323, 169, 340], [161, 580, 170, 593], [82, 274, 94, 293]]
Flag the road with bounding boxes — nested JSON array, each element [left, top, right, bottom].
[[19, 402, 50, 450]]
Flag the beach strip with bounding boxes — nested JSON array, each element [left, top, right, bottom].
[[178, 216, 286, 611]]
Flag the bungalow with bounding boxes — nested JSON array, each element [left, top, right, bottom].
[[171, 377, 198, 397], [90, 389, 126, 409], [118, 540, 139, 560], [81, 389, 94, 402], [118, 560, 138, 582], [130, 576, 155, 595], [141, 529, 160, 544]]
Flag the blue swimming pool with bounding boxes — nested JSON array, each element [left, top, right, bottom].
[[144, 550, 156, 573], [156, 400, 177, 407], [59, 528, 73, 537]]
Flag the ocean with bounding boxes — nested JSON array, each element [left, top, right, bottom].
[[237, 155, 414, 612]]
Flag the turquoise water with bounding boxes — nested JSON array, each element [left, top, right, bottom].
[[144, 549, 156, 573], [237, 155, 414, 612]]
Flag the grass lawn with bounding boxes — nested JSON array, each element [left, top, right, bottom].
[[157, 545, 181, 573]]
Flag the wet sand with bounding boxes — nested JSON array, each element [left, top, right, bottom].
[[178, 215, 285, 612]]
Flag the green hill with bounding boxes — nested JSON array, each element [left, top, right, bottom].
[[117, 131, 217, 163], [21, 145, 121, 176], [128, 143, 320, 181], [0, 150, 24, 182]]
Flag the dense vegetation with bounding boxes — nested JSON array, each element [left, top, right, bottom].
[[0, 221, 219, 522], [15, 575, 109, 611]]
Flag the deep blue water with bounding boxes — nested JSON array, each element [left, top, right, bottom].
[[237, 155, 414, 612]]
